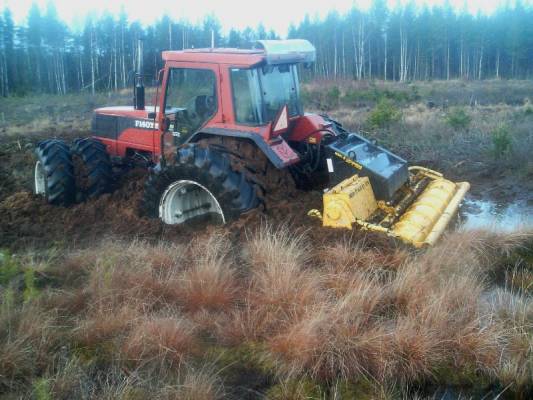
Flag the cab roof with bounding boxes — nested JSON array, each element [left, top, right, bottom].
[[162, 48, 265, 67], [161, 39, 316, 67]]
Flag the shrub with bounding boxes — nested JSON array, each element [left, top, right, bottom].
[[342, 88, 380, 105], [33, 378, 52, 400], [23, 268, 39, 302], [0, 250, 20, 285], [342, 87, 419, 107], [300, 85, 341, 110], [366, 98, 402, 129], [341, 89, 365, 105], [300, 88, 312, 108], [491, 125, 512, 159], [326, 86, 341, 108], [409, 84, 421, 101], [445, 107, 471, 130]]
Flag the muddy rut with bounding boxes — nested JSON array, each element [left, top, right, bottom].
[[0, 144, 385, 251]]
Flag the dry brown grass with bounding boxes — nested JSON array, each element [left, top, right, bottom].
[[180, 234, 238, 313], [123, 315, 197, 367], [167, 366, 225, 400], [240, 226, 322, 339], [0, 303, 58, 390], [75, 305, 138, 348], [250, 225, 531, 387], [1, 225, 532, 397]]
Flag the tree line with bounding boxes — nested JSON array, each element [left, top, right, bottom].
[[1, 1, 533, 96]]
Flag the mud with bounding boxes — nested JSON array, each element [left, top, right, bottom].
[[460, 164, 533, 205], [0, 134, 350, 250], [0, 129, 380, 251], [0, 137, 37, 203], [0, 131, 90, 203], [0, 130, 529, 252], [454, 162, 533, 230], [0, 165, 384, 252]]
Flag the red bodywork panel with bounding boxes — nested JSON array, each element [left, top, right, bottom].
[[289, 114, 334, 143], [91, 48, 332, 168], [92, 106, 161, 160]]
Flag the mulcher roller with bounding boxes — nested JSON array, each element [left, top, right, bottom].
[[391, 178, 470, 247]]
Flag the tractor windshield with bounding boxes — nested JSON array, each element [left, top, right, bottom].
[[230, 64, 301, 126]]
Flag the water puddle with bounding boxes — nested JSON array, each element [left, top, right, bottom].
[[460, 196, 533, 231]]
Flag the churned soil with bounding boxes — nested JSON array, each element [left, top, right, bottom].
[[0, 165, 386, 252], [0, 128, 527, 252], [0, 128, 386, 251]]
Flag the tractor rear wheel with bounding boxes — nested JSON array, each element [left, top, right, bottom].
[[34, 139, 76, 206], [141, 144, 260, 225], [72, 137, 113, 200], [196, 136, 297, 207]]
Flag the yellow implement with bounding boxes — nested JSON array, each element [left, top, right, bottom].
[[309, 167, 470, 248], [321, 175, 377, 229]]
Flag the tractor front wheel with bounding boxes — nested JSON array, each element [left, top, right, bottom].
[[34, 139, 76, 206], [141, 144, 261, 225]]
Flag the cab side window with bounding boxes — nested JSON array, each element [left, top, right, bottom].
[[230, 68, 263, 125], [165, 68, 217, 135]]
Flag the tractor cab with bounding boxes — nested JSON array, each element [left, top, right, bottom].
[[158, 40, 316, 145]]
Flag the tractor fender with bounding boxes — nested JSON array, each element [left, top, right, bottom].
[[187, 127, 300, 169]]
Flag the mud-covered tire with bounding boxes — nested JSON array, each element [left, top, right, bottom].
[[72, 137, 113, 199], [141, 144, 261, 224], [34, 139, 75, 206]]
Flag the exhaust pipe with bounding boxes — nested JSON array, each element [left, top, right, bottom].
[[134, 39, 145, 110]]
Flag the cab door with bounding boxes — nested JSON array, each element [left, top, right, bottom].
[[160, 63, 221, 147]]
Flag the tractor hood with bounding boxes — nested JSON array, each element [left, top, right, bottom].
[[91, 106, 160, 141], [94, 106, 158, 119]]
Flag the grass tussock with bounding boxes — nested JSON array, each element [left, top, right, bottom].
[[181, 234, 238, 313], [123, 316, 197, 366], [0, 225, 532, 397]]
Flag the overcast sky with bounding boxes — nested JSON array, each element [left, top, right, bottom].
[[2, 0, 527, 36]]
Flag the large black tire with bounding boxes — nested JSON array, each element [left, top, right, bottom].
[[34, 139, 75, 206], [72, 138, 113, 199], [141, 144, 261, 224]]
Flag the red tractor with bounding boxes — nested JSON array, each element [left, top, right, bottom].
[[34, 40, 469, 247]]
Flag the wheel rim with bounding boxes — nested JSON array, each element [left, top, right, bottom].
[[34, 161, 46, 196], [159, 180, 226, 225]]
